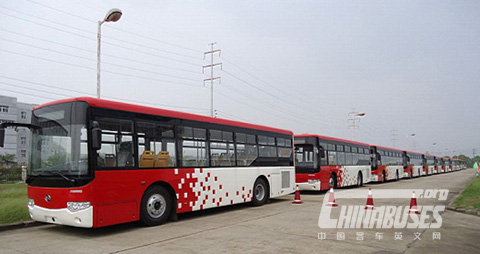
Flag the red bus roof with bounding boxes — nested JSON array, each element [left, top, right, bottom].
[[371, 145, 404, 153], [295, 134, 370, 147], [35, 97, 293, 135], [404, 150, 423, 156]]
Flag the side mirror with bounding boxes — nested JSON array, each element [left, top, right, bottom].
[[319, 147, 325, 158], [92, 121, 102, 150], [0, 128, 4, 147]]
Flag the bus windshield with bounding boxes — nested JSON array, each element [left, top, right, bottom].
[[295, 145, 319, 173], [30, 102, 89, 177]]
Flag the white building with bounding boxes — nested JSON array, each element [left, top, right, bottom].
[[0, 95, 37, 167]]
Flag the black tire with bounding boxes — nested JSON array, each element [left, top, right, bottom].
[[140, 185, 172, 226], [357, 172, 363, 187], [252, 178, 268, 206], [329, 174, 337, 189]]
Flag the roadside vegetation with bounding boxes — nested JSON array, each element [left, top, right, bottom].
[[453, 176, 480, 211]]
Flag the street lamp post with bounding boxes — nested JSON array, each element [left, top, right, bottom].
[[97, 8, 122, 99]]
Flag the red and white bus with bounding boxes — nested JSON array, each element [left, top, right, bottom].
[[438, 158, 446, 173], [1, 97, 295, 228], [424, 154, 435, 175], [294, 134, 371, 190], [403, 151, 424, 178], [370, 145, 404, 182], [446, 158, 453, 172]]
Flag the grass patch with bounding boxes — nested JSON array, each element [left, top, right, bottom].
[[453, 176, 480, 210], [0, 183, 30, 225]]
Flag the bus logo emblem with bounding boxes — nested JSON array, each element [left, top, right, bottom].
[[45, 195, 51, 202]]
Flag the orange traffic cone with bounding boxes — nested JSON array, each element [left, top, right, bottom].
[[292, 185, 303, 205], [364, 188, 375, 210], [326, 188, 338, 207], [408, 191, 420, 214]]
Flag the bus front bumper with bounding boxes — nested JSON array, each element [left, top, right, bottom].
[[28, 205, 93, 228], [297, 180, 321, 191]]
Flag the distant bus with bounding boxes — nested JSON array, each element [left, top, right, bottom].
[[403, 151, 424, 178], [446, 158, 453, 172], [294, 134, 371, 190], [424, 154, 435, 175], [438, 158, 446, 173], [433, 156, 440, 174], [370, 145, 404, 182], [1, 97, 295, 228]]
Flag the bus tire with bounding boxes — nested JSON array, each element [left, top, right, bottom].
[[252, 178, 268, 206], [357, 172, 363, 187], [329, 174, 337, 189], [140, 185, 172, 226]]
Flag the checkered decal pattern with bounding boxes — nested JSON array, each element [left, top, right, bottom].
[[174, 168, 253, 213]]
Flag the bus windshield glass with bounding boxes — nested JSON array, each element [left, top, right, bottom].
[[30, 102, 89, 177], [295, 145, 319, 173]]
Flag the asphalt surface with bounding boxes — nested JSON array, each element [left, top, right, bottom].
[[0, 168, 477, 254]]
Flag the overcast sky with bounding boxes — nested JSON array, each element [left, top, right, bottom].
[[1, 0, 479, 157]]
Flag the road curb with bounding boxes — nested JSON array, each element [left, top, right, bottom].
[[0, 221, 42, 232]]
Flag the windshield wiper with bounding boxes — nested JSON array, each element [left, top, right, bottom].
[[45, 171, 76, 184]]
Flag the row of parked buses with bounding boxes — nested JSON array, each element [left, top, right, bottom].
[[0, 97, 467, 228], [294, 134, 467, 191]]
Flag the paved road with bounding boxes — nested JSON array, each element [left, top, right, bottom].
[[1, 169, 478, 254]]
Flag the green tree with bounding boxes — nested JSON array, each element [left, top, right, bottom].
[[457, 155, 473, 167], [0, 154, 16, 168], [44, 153, 67, 167]]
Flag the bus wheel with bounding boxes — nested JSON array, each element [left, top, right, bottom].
[[329, 174, 337, 189], [357, 172, 363, 187], [252, 178, 268, 206], [140, 185, 172, 226]]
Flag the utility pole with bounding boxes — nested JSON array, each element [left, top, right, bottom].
[[348, 109, 366, 141], [203, 43, 222, 117], [473, 149, 476, 158], [390, 128, 398, 148]]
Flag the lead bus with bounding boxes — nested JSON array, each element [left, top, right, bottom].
[[0, 97, 295, 228], [294, 134, 371, 190]]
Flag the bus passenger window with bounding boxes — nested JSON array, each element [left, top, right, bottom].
[[96, 117, 135, 168]]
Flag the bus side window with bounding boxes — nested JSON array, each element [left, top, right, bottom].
[[96, 117, 135, 168]]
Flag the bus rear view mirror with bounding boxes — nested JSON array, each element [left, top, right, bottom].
[[92, 121, 102, 150], [0, 128, 5, 148], [319, 147, 325, 158]]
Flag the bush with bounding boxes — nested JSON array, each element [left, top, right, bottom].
[[0, 165, 22, 183]]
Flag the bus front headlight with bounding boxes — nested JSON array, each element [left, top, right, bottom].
[[67, 202, 91, 212]]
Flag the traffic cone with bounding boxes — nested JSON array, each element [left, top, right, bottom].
[[292, 185, 303, 205], [408, 191, 420, 214], [364, 188, 375, 210], [326, 188, 338, 207]]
